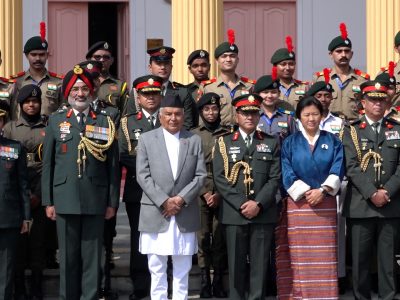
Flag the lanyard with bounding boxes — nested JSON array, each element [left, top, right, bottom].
[[335, 77, 349, 90], [223, 82, 239, 99], [279, 85, 292, 98]]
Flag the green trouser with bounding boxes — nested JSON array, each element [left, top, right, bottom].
[[0, 228, 19, 300], [56, 214, 104, 300]]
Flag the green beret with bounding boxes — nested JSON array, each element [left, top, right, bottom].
[[253, 75, 280, 93], [328, 36, 352, 51], [306, 81, 334, 97], [395, 31, 400, 47], [23, 36, 48, 54], [17, 84, 42, 104], [270, 48, 295, 65], [214, 42, 238, 59], [197, 92, 220, 110]]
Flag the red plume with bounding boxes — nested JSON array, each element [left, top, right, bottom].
[[272, 66, 278, 81], [40, 22, 46, 42], [227, 29, 235, 46], [339, 23, 348, 40], [286, 36, 294, 53], [323, 68, 330, 84], [389, 61, 395, 78]]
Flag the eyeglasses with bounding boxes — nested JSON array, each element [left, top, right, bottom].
[[92, 55, 112, 61], [70, 86, 91, 95]]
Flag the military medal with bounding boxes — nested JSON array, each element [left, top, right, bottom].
[[0, 146, 18, 159], [385, 130, 400, 140], [228, 146, 240, 154], [361, 142, 368, 150], [59, 121, 71, 134], [85, 125, 110, 141], [231, 153, 237, 162], [257, 144, 271, 153]]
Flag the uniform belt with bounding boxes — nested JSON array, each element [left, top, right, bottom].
[[26, 152, 37, 163]]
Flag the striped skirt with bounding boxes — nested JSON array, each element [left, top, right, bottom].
[[276, 196, 338, 300]]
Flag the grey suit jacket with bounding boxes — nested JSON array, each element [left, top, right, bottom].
[[136, 127, 206, 233]]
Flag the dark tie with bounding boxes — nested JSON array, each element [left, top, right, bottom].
[[245, 135, 251, 148], [372, 122, 379, 141], [148, 116, 155, 129], [78, 112, 85, 129]]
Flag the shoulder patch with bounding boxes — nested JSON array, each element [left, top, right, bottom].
[[49, 71, 64, 79], [200, 78, 217, 86], [10, 71, 25, 79], [354, 69, 370, 79], [240, 76, 256, 84], [315, 69, 331, 77], [0, 77, 14, 83]]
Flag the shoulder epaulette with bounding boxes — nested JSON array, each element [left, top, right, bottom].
[[349, 119, 361, 125], [172, 81, 184, 88], [255, 130, 267, 140], [294, 79, 309, 85], [10, 71, 25, 79], [240, 76, 256, 84], [277, 107, 295, 116], [200, 78, 216, 86], [56, 107, 68, 114], [49, 71, 64, 79], [354, 69, 370, 79], [315, 69, 331, 77], [0, 77, 14, 83]]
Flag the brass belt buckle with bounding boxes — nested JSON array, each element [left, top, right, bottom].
[[26, 153, 35, 163]]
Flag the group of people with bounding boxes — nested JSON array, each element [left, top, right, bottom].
[[1, 20, 400, 300]]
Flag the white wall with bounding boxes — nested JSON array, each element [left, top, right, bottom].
[[130, 0, 172, 82], [297, 0, 366, 81], [22, 0, 47, 70]]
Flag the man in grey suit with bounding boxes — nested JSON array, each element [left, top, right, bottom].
[[136, 94, 206, 300]]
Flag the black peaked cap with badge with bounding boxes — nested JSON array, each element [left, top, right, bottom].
[[161, 94, 183, 108], [17, 84, 42, 104], [147, 46, 175, 62], [232, 94, 262, 111], [187, 49, 210, 65], [132, 75, 163, 93], [86, 41, 113, 59], [196, 92, 220, 110], [328, 23, 352, 51]]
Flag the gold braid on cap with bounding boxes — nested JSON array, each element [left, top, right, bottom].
[[120, 116, 132, 153], [343, 125, 382, 182], [77, 116, 116, 178], [217, 136, 253, 196]]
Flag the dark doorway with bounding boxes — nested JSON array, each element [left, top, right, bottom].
[[88, 3, 118, 76]]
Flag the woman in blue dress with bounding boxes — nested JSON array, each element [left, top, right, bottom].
[[276, 96, 344, 299]]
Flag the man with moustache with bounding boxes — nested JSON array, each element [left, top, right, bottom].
[[11, 22, 64, 120], [42, 65, 119, 300], [342, 80, 400, 299], [119, 75, 164, 300], [314, 23, 369, 121]]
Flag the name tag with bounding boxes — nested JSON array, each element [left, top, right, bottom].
[[85, 125, 110, 141], [257, 144, 271, 153], [0, 146, 19, 159], [385, 130, 400, 140]]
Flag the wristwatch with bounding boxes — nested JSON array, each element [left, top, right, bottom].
[[319, 187, 328, 196]]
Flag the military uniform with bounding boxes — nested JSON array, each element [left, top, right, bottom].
[[11, 70, 63, 119], [97, 76, 129, 114], [0, 77, 14, 108], [278, 79, 308, 108], [0, 136, 30, 300], [258, 108, 297, 143], [213, 94, 281, 300], [314, 68, 368, 120], [379, 62, 400, 105], [41, 103, 119, 299], [119, 109, 159, 298], [200, 76, 254, 126], [3, 112, 47, 298]]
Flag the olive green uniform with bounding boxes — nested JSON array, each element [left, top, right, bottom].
[[341, 116, 400, 300], [118, 109, 160, 296], [0, 137, 30, 300], [0, 77, 14, 108], [3, 116, 47, 275], [213, 130, 281, 300], [191, 124, 229, 271], [97, 75, 129, 114], [314, 68, 368, 120], [41, 107, 120, 300], [379, 62, 400, 105], [200, 76, 254, 126], [278, 79, 308, 109], [11, 69, 63, 120]]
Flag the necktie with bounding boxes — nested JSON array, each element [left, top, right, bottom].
[[78, 112, 85, 129], [148, 116, 155, 129], [245, 135, 251, 148], [372, 122, 379, 141]]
